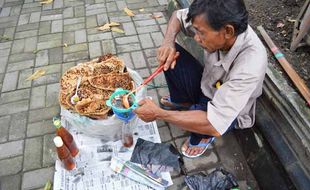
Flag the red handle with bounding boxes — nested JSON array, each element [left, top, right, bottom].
[[141, 65, 164, 85]]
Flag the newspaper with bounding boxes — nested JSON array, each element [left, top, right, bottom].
[[53, 118, 173, 190]]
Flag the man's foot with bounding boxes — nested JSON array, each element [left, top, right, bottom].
[[181, 137, 215, 158], [160, 95, 191, 110]]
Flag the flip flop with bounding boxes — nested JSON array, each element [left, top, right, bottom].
[[160, 95, 190, 110], [181, 136, 215, 158]]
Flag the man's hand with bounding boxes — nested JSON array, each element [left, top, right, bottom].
[[157, 42, 180, 71], [156, 11, 181, 71], [134, 98, 164, 122]]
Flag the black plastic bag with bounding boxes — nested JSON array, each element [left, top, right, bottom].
[[130, 138, 181, 172], [184, 168, 238, 190]]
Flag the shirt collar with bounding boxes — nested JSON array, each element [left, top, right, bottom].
[[214, 27, 248, 72]]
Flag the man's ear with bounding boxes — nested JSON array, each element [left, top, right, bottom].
[[224, 24, 235, 39]]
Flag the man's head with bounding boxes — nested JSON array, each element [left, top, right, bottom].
[[186, 0, 248, 52]]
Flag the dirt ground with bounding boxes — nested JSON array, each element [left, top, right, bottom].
[[245, 0, 310, 88]]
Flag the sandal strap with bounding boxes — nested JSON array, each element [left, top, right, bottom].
[[160, 96, 190, 110], [181, 137, 215, 158], [188, 137, 215, 148]]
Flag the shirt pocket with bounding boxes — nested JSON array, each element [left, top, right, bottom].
[[210, 66, 226, 88]]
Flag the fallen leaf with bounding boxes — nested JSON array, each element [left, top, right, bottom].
[[111, 27, 125, 33], [26, 69, 46, 81], [281, 30, 287, 34], [98, 24, 111, 31], [287, 18, 296, 23], [97, 22, 120, 31], [63, 43, 68, 47], [124, 7, 135, 16], [139, 8, 144, 12], [40, 0, 53, 5], [151, 14, 162, 19], [44, 180, 52, 190], [32, 49, 40, 54], [109, 22, 120, 27], [0, 35, 11, 41], [276, 22, 285, 28]]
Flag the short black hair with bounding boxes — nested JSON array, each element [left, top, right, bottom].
[[186, 0, 248, 35]]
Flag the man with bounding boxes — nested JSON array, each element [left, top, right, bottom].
[[134, 0, 267, 158]]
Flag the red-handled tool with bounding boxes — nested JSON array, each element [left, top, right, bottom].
[[142, 64, 165, 85]]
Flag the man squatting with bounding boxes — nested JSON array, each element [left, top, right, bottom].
[[134, 0, 267, 158]]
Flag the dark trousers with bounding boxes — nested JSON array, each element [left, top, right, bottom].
[[164, 44, 236, 145]]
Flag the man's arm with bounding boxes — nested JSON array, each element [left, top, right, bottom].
[[158, 109, 221, 137], [158, 11, 182, 70], [162, 11, 181, 47], [134, 99, 221, 137]]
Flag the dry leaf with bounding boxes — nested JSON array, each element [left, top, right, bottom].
[[139, 8, 144, 12], [40, 0, 53, 5], [150, 14, 162, 19], [287, 18, 296, 23], [98, 24, 111, 31], [109, 22, 120, 27], [97, 22, 120, 31], [124, 7, 135, 16], [32, 49, 40, 54], [63, 43, 68, 47], [276, 22, 285, 28], [0, 35, 11, 41], [26, 69, 46, 81], [111, 27, 125, 33], [44, 181, 52, 190]]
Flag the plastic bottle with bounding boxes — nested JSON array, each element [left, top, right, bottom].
[[122, 122, 133, 147], [53, 136, 75, 170], [53, 117, 79, 157]]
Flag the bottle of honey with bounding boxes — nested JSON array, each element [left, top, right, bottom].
[[53, 136, 75, 170], [53, 117, 79, 157], [122, 122, 133, 148]]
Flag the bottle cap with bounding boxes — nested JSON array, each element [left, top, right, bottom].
[[53, 136, 63, 147], [53, 117, 61, 129]]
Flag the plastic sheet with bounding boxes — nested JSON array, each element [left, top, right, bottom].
[[184, 168, 238, 190], [130, 138, 181, 173]]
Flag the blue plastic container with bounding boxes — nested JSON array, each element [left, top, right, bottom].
[[106, 88, 138, 122]]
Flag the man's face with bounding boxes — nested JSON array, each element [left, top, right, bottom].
[[192, 14, 226, 53]]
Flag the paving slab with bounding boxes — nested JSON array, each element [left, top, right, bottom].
[[17, 69, 32, 89], [0, 156, 23, 177], [35, 50, 49, 67], [0, 100, 29, 116], [158, 125, 172, 142], [0, 115, 11, 143], [30, 85, 46, 109], [0, 174, 22, 190], [21, 167, 54, 190], [0, 89, 30, 104], [9, 112, 27, 140], [23, 137, 43, 171], [0, 140, 24, 160], [2, 71, 18, 92], [42, 133, 57, 167], [26, 115, 54, 135]]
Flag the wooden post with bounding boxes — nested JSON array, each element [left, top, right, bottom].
[[290, 0, 310, 51], [257, 25, 310, 106]]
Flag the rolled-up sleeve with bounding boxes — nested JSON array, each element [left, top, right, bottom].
[[207, 52, 267, 135], [176, 8, 195, 37]]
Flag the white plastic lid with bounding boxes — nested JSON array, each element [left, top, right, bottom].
[[53, 136, 64, 147]]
